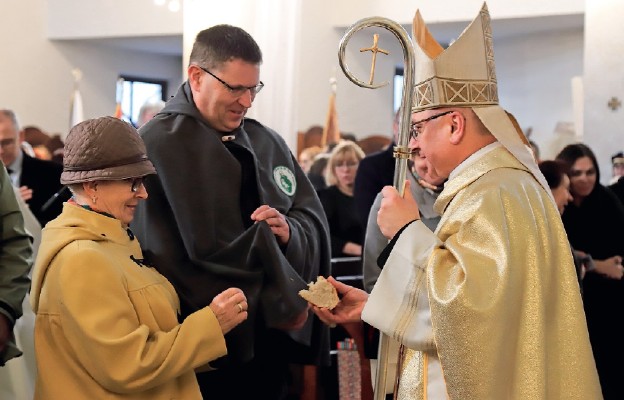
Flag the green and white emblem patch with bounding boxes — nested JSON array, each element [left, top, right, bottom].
[[273, 166, 296, 196]]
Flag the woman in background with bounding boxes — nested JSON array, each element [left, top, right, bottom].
[[318, 140, 365, 257], [556, 143, 624, 400]]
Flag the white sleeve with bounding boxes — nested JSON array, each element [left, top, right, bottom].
[[362, 220, 441, 350]]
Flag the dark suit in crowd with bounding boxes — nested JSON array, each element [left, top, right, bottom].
[[19, 152, 68, 226]]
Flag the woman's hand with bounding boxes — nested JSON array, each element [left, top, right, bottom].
[[342, 242, 362, 256], [209, 287, 248, 334], [593, 255, 624, 280]]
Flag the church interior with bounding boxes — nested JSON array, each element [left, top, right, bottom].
[[1, 0, 623, 399]]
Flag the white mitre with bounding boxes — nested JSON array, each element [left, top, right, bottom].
[[411, 2, 551, 195]]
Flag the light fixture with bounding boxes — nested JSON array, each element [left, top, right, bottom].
[[154, 0, 180, 12], [168, 0, 180, 12]]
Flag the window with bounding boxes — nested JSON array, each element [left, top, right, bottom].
[[117, 76, 167, 127], [393, 66, 404, 113]]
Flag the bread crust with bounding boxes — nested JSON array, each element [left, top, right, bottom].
[[298, 276, 339, 309]]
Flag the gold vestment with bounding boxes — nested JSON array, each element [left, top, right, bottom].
[[363, 146, 602, 399]]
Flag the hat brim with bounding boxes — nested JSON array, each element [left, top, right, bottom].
[[60, 159, 156, 185]]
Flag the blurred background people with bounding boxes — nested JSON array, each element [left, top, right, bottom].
[[556, 143, 624, 400], [137, 98, 166, 128], [353, 110, 400, 230], [45, 134, 65, 165], [297, 145, 323, 175], [609, 151, 624, 185], [318, 140, 365, 258], [23, 126, 52, 160], [308, 152, 330, 191], [30, 116, 248, 399], [0, 109, 69, 226], [0, 165, 33, 398], [538, 159, 593, 287]]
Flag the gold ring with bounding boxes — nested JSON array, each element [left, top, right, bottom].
[[237, 303, 243, 313]]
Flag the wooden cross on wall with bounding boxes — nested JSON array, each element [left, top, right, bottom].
[[608, 96, 621, 111]]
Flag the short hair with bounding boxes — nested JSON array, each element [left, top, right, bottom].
[[325, 140, 365, 186], [309, 153, 330, 176], [189, 24, 262, 70], [0, 109, 20, 131], [538, 160, 568, 189], [137, 99, 165, 127], [555, 143, 601, 183], [299, 145, 323, 161]]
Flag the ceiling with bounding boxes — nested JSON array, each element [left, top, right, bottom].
[[85, 13, 583, 57]]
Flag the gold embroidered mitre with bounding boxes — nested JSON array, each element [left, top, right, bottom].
[[412, 3, 497, 111], [410, 2, 552, 195]]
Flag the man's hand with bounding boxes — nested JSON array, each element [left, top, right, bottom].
[[19, 186, 33, 202], [0, 313, 12, 353], [310, 277, 368, 326], [377, 180, 420, 239], [251, 205, 290, 245]]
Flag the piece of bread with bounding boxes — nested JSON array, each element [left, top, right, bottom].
[[299, 276, 339, 310]]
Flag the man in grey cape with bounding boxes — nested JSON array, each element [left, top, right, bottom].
[[132, 25, 331, 399]]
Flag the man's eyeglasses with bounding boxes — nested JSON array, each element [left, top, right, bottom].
[[198, 66, 264, 98], [127, 177, 144, 193], [409, 111, 454, 140]]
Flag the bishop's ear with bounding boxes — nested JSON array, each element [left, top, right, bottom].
[[448, 111, 466, 145]]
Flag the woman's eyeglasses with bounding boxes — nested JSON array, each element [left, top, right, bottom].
[[127, 177, 144, 193]]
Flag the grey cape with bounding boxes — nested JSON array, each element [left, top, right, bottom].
[[132, 83, 331, 366]]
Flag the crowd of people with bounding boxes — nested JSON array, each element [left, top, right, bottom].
[[1, 5, 623, 400]]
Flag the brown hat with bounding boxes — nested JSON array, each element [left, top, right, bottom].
[[61, 116, 156, 184]]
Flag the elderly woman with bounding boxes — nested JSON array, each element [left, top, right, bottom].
[[317, 140, 365, 257], [30, 116, 248, 399]]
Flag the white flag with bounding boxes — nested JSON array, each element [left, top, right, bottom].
[[69, 69, 84, 129]]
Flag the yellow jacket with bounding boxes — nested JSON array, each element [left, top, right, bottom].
[[30, 203, 227, 399]]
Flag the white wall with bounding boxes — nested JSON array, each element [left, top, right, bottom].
[[297, 0, 585, 148], [583, 0, 624, 184], [3, 0, 590, 153], [496, 28, 584, 160], [0, 0, 182, 138], [47, 0, 182, 38], [330, 0, 584, 26]]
